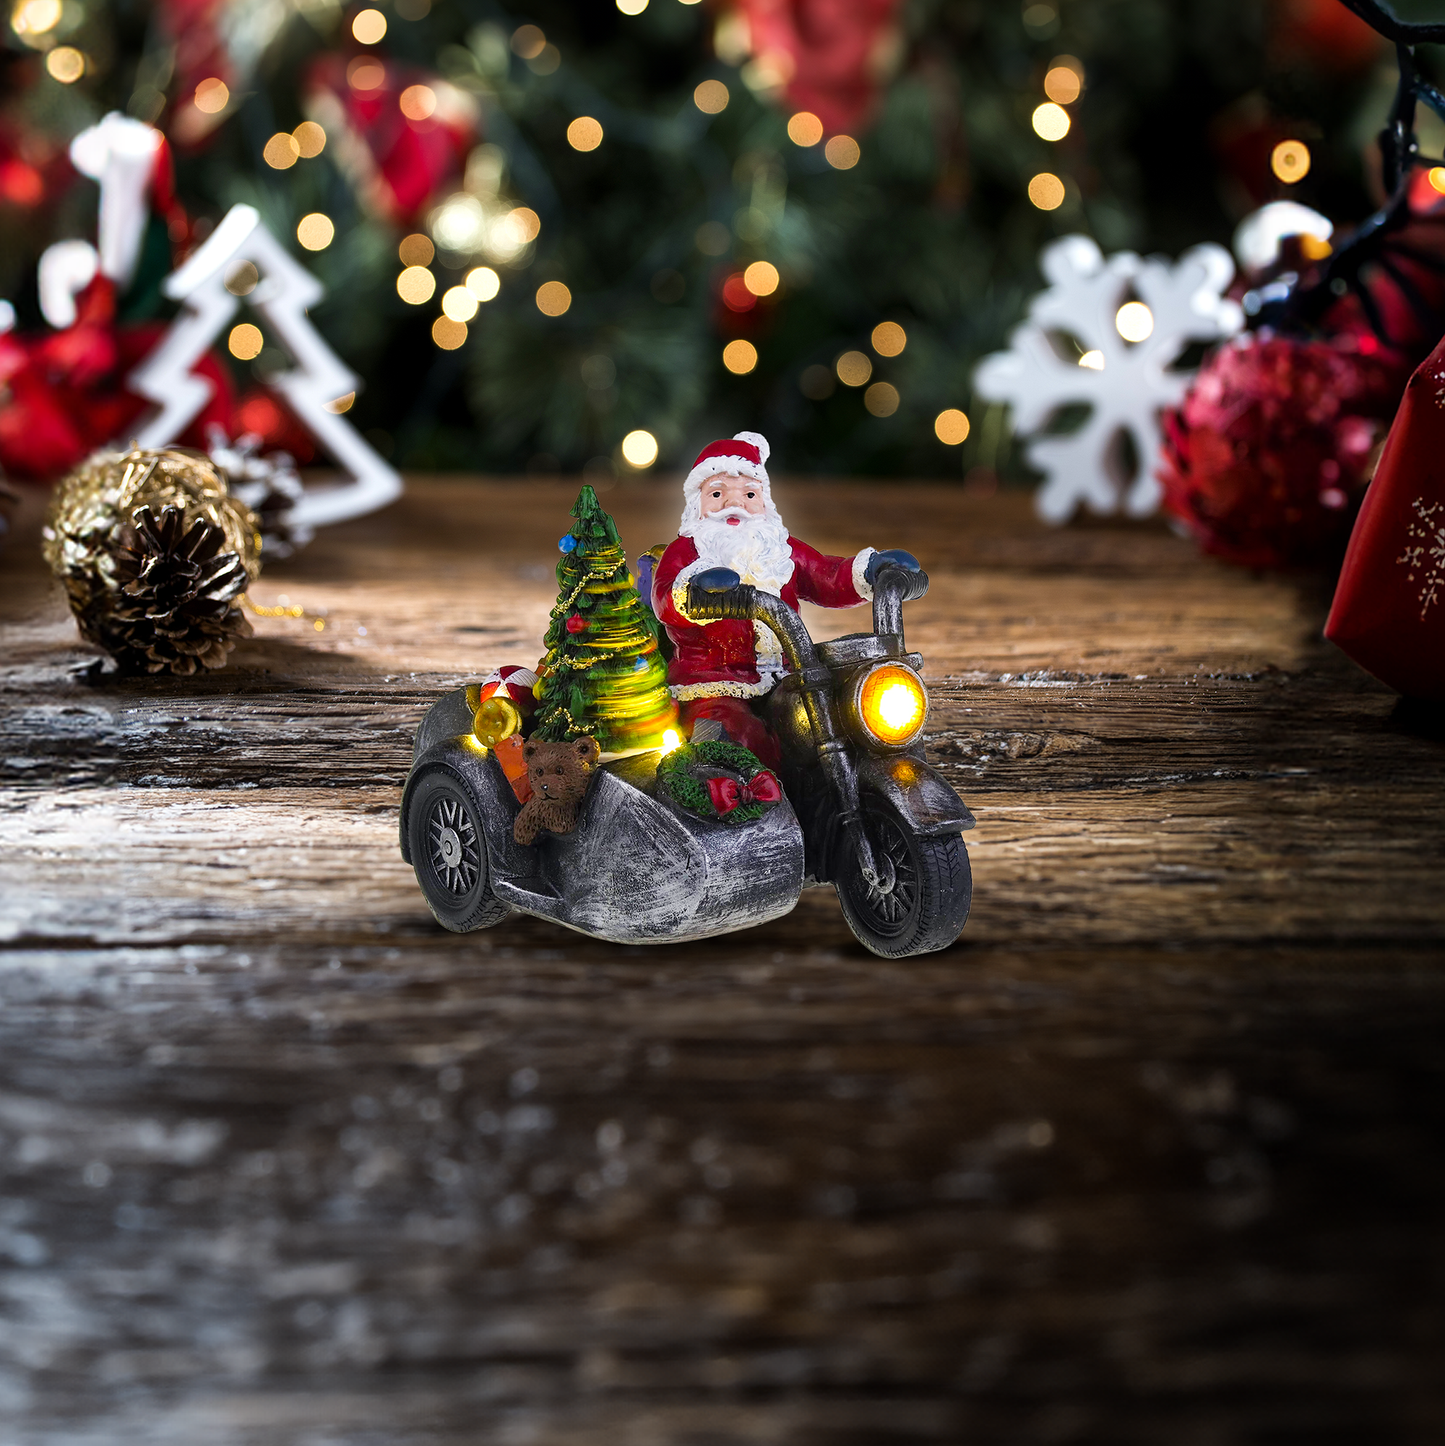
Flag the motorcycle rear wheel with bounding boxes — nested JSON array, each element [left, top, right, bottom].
[[835, 797, 971, 958]]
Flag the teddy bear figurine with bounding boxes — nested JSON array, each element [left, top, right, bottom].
[[512, 735, 600, 846]]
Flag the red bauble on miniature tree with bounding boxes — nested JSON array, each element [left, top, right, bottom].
[[1158, 330, 1408, 570]]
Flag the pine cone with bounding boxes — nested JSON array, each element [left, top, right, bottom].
[[102, 504, 253, 674], [206, 427, 313, 560]]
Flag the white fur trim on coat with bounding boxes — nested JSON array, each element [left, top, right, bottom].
[[670, 677, 777, 701], [851, 547, 877, 603], [671, 556, 712, 622]]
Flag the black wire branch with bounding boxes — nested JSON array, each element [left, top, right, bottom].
[[1336, 0, 1445, 46]]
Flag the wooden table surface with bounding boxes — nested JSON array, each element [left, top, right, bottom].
[[2, 476, 1444, 1444]]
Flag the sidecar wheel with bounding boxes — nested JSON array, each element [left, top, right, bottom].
[[406, 768, 511, 933], [834, 797, 971, 958]]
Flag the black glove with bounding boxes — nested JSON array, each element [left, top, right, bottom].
[[865, 548, 920, 584], [692, 566, 741, 593]]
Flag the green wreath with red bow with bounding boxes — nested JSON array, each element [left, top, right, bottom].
[[656, 739, 784, 825]]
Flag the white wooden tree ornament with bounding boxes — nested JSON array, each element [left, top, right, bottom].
[[974, 235, 1244, 523], [128, 203, 402, 531]]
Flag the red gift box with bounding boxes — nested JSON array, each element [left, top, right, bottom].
[[1325, 336, 1445, 698]]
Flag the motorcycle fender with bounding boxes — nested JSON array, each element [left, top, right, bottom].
[[410, 685, 481, 768], [856, 752, 976, 836], [398, 733, 517, 864]]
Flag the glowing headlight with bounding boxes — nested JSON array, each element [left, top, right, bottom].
[[857, 663, 927, 748]]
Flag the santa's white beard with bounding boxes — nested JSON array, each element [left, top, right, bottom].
[[683, 508, 795, 596]]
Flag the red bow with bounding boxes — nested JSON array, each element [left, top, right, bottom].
[[707, 770, 783, 815]]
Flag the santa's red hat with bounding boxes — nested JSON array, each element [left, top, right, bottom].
[[682, 430, 771, 504]]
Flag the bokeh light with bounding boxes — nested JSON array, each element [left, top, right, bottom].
[[935, 408, 970, 444], [567, 117, 604, 152], [621, 430, 659, 467], [293, 121, 326, 157], [743, 261, 780, 296], [326, 392, 355, 413], [399, 233, 435, 266], [224, 261, 258, 296], [1271, 139, 1310, 184], [824, 135, 861, 169], [1078, 349, 1104, 369], [787, 111, 824, 146], [194, 78, 229, 114], [511, 207, 542, 242], [694, 80, 730, 114], [432, 316, 467, 350], [296, 213, 334, 250], [400, 85, 437, 121], [536, 281, 572, 316], [511, 25, 546, 58], [263, 133, 300, 170], [442, 286, 479, 322], [864, 382, 900, 417], [835, 350, 872, 387], [1032, 102, 1071, 141], [1115, 301, 1154, 342], [617, 0, 648, 12], [1044, 60, 1082, 104], [12, 0, 60, 38], [466, 267, 501, 301], [352, 7, 387, 43], [228, 323, 264, 361], [1028, 171, 1065, 209], [722, 339, 758, 374], [346, 57, 385, 91], [397, 266, 437, 305], [45, 46, 84, 82], [871, 321, 906, 356]]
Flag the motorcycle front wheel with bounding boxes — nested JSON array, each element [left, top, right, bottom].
[[834, 797, 971, 958]]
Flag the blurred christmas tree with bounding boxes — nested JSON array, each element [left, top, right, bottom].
[[532, 484, 676, 752], [0, 0, 1391, 481]]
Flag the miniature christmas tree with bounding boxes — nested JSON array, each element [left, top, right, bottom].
[[532, 486, 677, 754]]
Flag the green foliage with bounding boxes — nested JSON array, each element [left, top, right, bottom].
[[657, 738, 772, 824]]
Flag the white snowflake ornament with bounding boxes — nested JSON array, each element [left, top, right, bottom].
[[974, 235, 1244, 522]]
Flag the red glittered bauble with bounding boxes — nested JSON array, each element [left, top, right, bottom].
[[1158, 331, 1407, 570], [565, 614, 588, 635]]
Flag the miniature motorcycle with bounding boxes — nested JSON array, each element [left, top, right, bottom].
[[399, 561, 973, 957]]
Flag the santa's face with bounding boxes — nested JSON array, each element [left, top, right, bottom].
[[699, 473, 766, 523]]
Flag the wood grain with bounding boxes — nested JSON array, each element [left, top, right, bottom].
[[2, 477, 1444, 1444]]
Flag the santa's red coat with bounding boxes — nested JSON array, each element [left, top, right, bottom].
[[652, 534, 872, 699]]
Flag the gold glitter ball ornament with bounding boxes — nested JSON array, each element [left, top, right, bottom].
[[42, 445, 263, 675]]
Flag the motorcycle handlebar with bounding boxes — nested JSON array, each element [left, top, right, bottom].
[[685, 577, 757, 622]]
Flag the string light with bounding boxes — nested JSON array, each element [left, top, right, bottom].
[[397, 267, 436, 304], [1271, 139, 1310, 184], [567, 117, 604, 152], [442, 286, 479, 322], [1028, 172, 1065, 210], [296, 213, 334, 250], [694, 80, 730, 114], [536, 281, 572, 316], [466, 266, 501, 301], [11, 0, 60, 38], [432, 316, 467, 350], [1114, 301, 1153, 342], [934, 409, 970, 444], [824, 135, 860, 169], [399, 233, 435, 266], [1032, 102, 1070, 141], [835, 350, 872, 387], [511, 207, 542, 241], [871, 321, 906, 356], [743, 261, 780, 296], [293, 121, 326, 158], [722, 339, 758, 374], [617, 0, 648, 12], [788, 112, 824, 146], [194, 78, 229, 114], [263, 133, 300, 170], [511, 25, 546, 58], [45, 46, 84, 83], [399, 85, 436, 121], [346, 57, 385, 91], [228, 323, 264, 361], [1078, 349, 1104, 369], [621, 430, 659, 467], [352, 7, 387, 43], [1043, 61, 1083, 104], [865, 382, 900, 417]]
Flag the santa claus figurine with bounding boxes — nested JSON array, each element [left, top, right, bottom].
[[651, 431, 918, 767]]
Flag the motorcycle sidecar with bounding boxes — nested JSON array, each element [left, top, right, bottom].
[[399, 687, 805, 944]]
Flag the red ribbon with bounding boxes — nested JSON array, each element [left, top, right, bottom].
[[706, 770, 783, 815]]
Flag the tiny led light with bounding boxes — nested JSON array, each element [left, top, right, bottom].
[[45, 46, 84, 83], [263, 133, 300, 170], [296, 213, 334, 250], [399, 233, 434, 266], [432, 316, 467, 350], [1032, 101, 1070, 141], [871, 321, 906, 357], [860, 664, 926, 747], [865, 382, 899, 417], [228, 323, 264, 361], [194, 78, 229, 113], [621, 430, 659, 467], [694, 79, 730, 114], [352, 7, 387, 44], [660, 728, 683, 755], [1078, 348, 1104, 369], [465, 266, 500, 301], [293, 121, 326, 158], [788, 111, 824, 146], [567, 117, 604, 152], [1271, 139, 1310, 184], [442, 285, 479, 321], [1028, 171, 1065, 210], [536, 281, 572, 316], [835, 350, 872, 387], [743, 261, 779, 296], [400, 85, 437, 121], [1043, 62, 1082, 104], [1115, 301, 1153, 343], [722, 339, 758, 374], [824, 135, 860, 170], [935, 408, 970, 444], [397, 266, 437, 305]]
